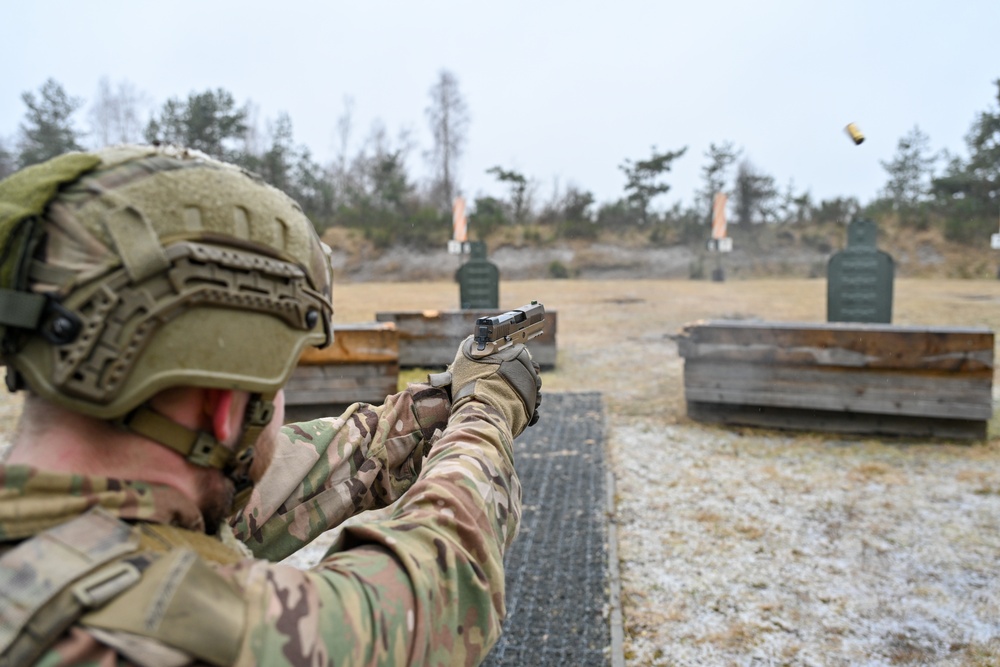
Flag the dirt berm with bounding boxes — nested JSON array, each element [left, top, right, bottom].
[[327, 242, 832, 283]]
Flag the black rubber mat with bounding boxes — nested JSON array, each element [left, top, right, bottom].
[[482, 392, 611, 667]]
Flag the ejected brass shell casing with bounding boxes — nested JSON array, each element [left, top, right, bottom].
[[845, 122, 865, 145]]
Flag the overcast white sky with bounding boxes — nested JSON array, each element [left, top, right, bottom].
[[2, 1, 998, 211]]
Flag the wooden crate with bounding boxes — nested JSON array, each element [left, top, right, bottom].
[[374, 309, 558, 369], [678, 320, 995, 440], [284, 322, 399, 422]]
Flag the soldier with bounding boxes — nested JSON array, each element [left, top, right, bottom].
[[0, 145, 541, 666]]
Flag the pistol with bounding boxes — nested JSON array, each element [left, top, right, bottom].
[[471, 301, 545, 358]]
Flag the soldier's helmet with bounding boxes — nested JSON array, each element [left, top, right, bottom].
[[0, 145, 333, 420]]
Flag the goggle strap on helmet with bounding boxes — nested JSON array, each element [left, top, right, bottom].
[[0, 217, 52, 357], [0, 260, 82, 352], [0, 287, 46, 391], [0, 152, 101, 341], [101, 204, 171, 283], [0, 291, 83, 354], [114, 405, 235, 470], [28, 259, 77, 286], [0, 289, 47, 333]]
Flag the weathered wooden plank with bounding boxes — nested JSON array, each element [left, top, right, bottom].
[[290, 372, 394, 385], [684, 361, 993, 420], [375, 309, 558, 369], [286, 363, 396, 397], [682, 320, 991, 347], [679, 320, 995, 439], [285, 387, 390, 405], [685, 359, 993, 395], [299, 322, 398, 365], [678, 341, 993, 374], [290, 367, 395, 381], [284, 403, 357, 423], [286, 322, 400, 415], [684, 387, 989, 421], [289, 364, 395, 381], [687, 401, 987, 440], [285, 377, 395, 395], [677, 321, 993, 372]]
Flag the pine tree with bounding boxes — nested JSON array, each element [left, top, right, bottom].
[[17, 79, 84, 167]]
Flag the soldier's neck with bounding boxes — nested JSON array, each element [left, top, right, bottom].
[[6, 397, 212, 511]]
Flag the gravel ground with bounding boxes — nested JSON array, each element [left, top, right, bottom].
[[612, 418, 1000, 666]]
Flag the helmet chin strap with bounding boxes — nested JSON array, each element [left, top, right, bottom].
[[228, 393, 276, 513], [113, 392, 276, 514]]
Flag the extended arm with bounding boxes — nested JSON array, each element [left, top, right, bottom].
[[230, 384, 451, 561], [227, 340, 540, 667]]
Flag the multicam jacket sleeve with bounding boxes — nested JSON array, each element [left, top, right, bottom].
[[231, 384, 452, 562], [224, 397, 522, 667]]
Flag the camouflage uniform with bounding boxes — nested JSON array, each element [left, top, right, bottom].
[[0, 387, 522, 666], [0, 146, 538, 667]]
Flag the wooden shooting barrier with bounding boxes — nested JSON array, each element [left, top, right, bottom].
[[283, 322, 400, 423], [678, 321, 995, 440], [374, 310, 558, 370]]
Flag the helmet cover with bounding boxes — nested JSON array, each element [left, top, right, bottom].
[[0, 145, 333, 419]]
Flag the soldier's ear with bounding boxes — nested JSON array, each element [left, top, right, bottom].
[[205, 389, 237, 444]]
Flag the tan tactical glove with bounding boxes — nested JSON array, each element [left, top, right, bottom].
[[430, 336, 542, 437]]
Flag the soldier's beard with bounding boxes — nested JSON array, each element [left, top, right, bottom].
[[200, 473, 235, 535], [198, 391, 283, 534]]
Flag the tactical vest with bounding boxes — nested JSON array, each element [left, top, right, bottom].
[[0, 507, 249, 667]]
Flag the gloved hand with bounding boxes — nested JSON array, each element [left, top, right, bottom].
[[429, 336, 542, 437]]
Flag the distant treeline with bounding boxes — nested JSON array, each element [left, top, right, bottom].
[[2, 73, 999, 249]]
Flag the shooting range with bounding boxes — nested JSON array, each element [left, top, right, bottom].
[[276, 188, 998, 665], [708, 191, 731, 281], [374, 308, 558, 370], [283, 323, 401, 422], [456, 240, 500, 309], [377, 200, 559, 371], [285, 199, 560, 426], [827, 219, 894, 323], [6, 12, 1000, 661], [679, 320, 994, 439], [680, 218, 994, 439]]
